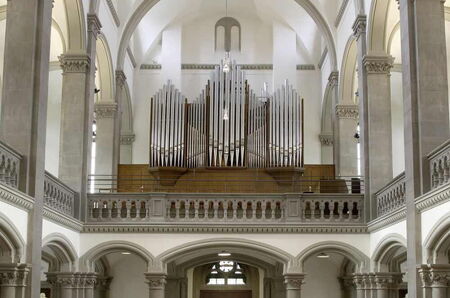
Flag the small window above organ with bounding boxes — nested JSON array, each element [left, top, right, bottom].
[[215, 17, 241, 52]]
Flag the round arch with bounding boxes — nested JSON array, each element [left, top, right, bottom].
[[294, 241, 369, 273], [339, 36, 358, 104], [96, 33, 114, 102], [371, 234, 407, 272], [157, 238, 294, 274], [0, 211, 25, 263], [116, 0, 338, 71], [423, 211, 450, 264], [63, 0, 86, 52], [367, 0, 391, 53], [80, 241, 156, 272], [42, 233, 78, 272]]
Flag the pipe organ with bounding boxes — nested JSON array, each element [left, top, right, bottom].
[[149, 65, 304, 169]]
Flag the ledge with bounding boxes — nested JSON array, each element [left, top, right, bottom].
[[416, 182, 450, 212], [367, 206, 406, 232]]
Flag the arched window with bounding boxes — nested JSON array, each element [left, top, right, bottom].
[[215, 17, 241, 52], [206, 261, 246, 285]]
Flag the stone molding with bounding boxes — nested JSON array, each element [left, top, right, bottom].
[[120, 134, 136, 145], [328, 71, 339, 87], [335, 0, 350, 27], [141, 64, 162, 70], [82, 224, 368, 234], [296, 64, 316, 70], [363, 55, 394, 74], [145, 273, 167, 289], [416, 177, 450, 212], [419, 265, 450, 288], [47, 272, 98, 289], [373, 272, 403, 289], [43, 205, 83, 232], [140, 64, 317, 71], [95, 102, 118, 119], [59, 54, 90, 74], [318, 47, 328, 70], [367, 206, 406, 232], [284, 273, 305, 290], [335, 104, 359, 120], [105, 0, 120, 27], [127, 47, 137, 68], [0, 264, 30, 286], [87, 14, 102, 38], [352, 15, 367, 39], [115, 70, 127, 88], [319, 134, 333, 146]]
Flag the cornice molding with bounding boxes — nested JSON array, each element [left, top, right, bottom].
[[335, 0, 350, 27], [95, 102, 118, 119], [82, 224, 368, 234], [296, 64, 316, 71], [43, 206, 83, 232], [319, 134, 333, 146], [126, 47, 137, 68], [59, 54, 90, 74], [120, 134, 136, 145], [0, 183, 34, 211], [363, 55, 394, 74], [87, 14, 102, 38], [367, 206, 406, 232], [336, 104, 359, 120], [140, 64, 317, 71], [141, 64, 162, 70], [415, 182, 450, 212], [352, 15, 367, 39], [318, 47, 328, 70], [105, 0, 120, 27]]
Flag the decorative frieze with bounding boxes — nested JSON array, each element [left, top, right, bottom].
[[284, 273, 305, 290], [141, 64, 162, 70], [328, 71, 339, 87], [352, 15, 367, 39], [419, 265, 450, 288], [95, 102, 118, 119], [319, 134, 333, 146], [120, 134, 136, 145], [87, 14, 102, 38], [59, 54, 90, 74], [105, 0, 120, 27], [335, 104, 359, 120], [145, 273, 167, 289], [0, 264, 30, 286], [363, 55, 394, 74], [46, 272, 98, 289]]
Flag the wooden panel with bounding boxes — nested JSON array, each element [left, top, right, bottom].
[[200, 290, 252, 298]]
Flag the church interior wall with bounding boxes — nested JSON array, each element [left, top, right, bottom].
[[42, 219, 81, 257], [369, 221, 406, 257], [0, 201, 29, 245]]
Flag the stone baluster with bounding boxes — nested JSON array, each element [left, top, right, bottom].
[[243, 201, 248, 220], [0, 264, 30, 298], [194, 201, 199, 219], [145, 273, 166, 298], [126, 201, 131, 219], [232, 202, 237, 219], [284, 273, 305, 298]]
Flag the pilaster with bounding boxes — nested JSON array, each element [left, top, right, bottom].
[[335, 104, 359, 177], [113, 70, 127, 177], [94, 102, 118, 178], [328, 71, 339, 175]]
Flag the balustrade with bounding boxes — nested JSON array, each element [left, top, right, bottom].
[[0, 140, 22, 189], [375, 172, 406, 217], [429, 140, 450, 190], [44, 171, 77, 217], [88, 193, 364, 223]]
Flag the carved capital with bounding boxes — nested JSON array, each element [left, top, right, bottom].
[[59, 54, 90, 74], [87, 14, 102, 38], [95, 102, 118, 119], [419, 265, 450, 288], [0, 264, 30, 287], [352, 15, 367, 39], [336, 104, 359, 119], [47, 272, 98, 289], [319, 134, 333, 146], [116, 70, 127, 88], [284, 273, 305, 290], [353, 274, 366, 290], [363, 55, 394, 74], [145, 273, 167, 289], [373, 272, 404, 289], [328, 71, 339, 87], [120, 134, 136, 145]]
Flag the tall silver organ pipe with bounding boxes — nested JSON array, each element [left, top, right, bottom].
[[149, 70, 304, 169]]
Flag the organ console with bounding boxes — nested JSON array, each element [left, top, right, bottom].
[[149, 62, 304, 171]]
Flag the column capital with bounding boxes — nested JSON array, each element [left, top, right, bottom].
[[336, 104, 359, 119], [363, 55, 394, 74], [116, 70, 127, 88], [46, 272, 98, 289], [319, 134, 333, 146], [338, 276, 354, 290], [87, 14, 102, 38], [352, 15, 367, 39], [59, 54, 90, 74], [97, 276, 113, 290], [0, 263, 30, 287], [95, 102, 118, 119], [284, 273, 306, 290], [328, 71, 339, 87], [120, 133, 136, 145], [419, 264, 450, 288], [373, 272, 404, 289], [145, 273, 167, 289]]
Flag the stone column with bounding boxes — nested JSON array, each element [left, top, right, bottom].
[[58, 54, 90, 193], [0, 264, 30, 298], [419, 265, 450, 298], [94, 102, 118, 178], [0, 0, 53, 296], [352, 15, 370, 221], [338, 276, 354, 298], [284, 273, 305, 298], [120, 134, 135, 164], [374, 272, 404, 298], [335, 104, 359, 177], [398, 0, 450, 296], [328, 72, 340, 174], [80, 273, 98, 298], [113, 71, 127, 175], [145, 273, 166, 298], [363, 54, 394, 216], [47, 272, 98, 298], [353, 274, 366, 298], [95, 276, 112, 298], [319, 134, 333, 165]]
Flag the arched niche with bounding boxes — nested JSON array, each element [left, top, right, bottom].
[[371, 234, 407, 272]]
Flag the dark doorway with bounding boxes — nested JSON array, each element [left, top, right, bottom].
[[200, 290, 252, 298]]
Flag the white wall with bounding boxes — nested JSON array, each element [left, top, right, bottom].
[[390, 72, 404, 176]]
